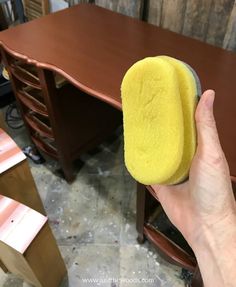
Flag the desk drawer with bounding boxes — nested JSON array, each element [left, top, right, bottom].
[[17, 87, 48, 116], [10, 64, 41, 90], [25, 112, 53, 139], [31, 133, 58, 159], [8, 57, 66, 90]]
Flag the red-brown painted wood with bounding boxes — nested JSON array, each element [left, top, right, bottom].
[[0, 4, 236, 178], [144, 224, 197, 271]]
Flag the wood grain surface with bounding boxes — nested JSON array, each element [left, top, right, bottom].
[[205, 0, 234, 47], [65, 0, 236, 52], [95, 0, 141, 18], [0, 160, 46, 215], [161, 0, 187, 33], [20, 0, 236, 50], [146, 0, 236, 51], [182, 0, 212, 41], [148, 0, 163, 26], [223, 2, 236, 50]]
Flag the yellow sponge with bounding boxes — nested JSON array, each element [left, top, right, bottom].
[[121, 56, 201, 185]]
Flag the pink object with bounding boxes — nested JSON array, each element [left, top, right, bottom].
[[0, 129, 26, 174], [0, 195, 47, 253]]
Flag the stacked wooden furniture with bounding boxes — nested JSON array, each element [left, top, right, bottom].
[[0, 128, 45, 215], [0, 128, 67, 286], [0, 50, 122, 181]]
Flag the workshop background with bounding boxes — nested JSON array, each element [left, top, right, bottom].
[[77, 0, 236, 51]]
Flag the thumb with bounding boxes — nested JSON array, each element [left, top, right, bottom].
[[195, 90, 222, 155]]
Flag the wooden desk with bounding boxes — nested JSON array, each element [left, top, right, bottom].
[[0, 3, 236, 176]]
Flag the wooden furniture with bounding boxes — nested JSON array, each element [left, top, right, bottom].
[[0, 50, 122, 182], [0, 4, 236, 169], [0, 1, 25, 108], [0, 194, 66, 287], [0, 127, 46, 274], [1, 4, 236, 286], [0, 128, 45, 215], [0, 129, 67, 284]]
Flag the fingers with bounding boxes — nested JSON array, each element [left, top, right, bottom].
[[195, 90, 224, 158], [194, 90, 231, 181]]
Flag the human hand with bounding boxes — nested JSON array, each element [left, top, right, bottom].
[[152, 90, 236, 249]]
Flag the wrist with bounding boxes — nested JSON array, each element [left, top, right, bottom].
[[191, 212, 236, 252], [191, 213, 236, 287]]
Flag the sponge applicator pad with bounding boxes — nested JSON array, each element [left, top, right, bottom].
[[121, 56, 201, 185]]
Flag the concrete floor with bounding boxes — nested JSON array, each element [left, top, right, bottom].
[[0, 121, 185, 287]]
